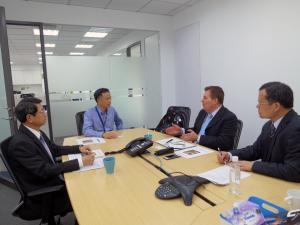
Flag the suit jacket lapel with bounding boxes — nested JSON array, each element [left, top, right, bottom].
[[206, 106, 225, 130], [19, 124, 54, 163], [267, 109, 297, 160]]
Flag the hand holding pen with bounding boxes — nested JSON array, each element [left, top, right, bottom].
[[217, 147, 230, 164]]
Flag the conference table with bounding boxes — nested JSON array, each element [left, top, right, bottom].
[[63, 128, 300, 225]]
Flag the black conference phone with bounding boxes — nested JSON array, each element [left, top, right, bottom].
[[124, 137, 153, 157], [155, 175, 209, 206]]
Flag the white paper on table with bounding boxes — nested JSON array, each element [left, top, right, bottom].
[[197, 165, 251, 185], [76, 137, 105, 145], [68, 149, 104, 172], [175, 146, 214, 159], [156, 138, 195, 149]]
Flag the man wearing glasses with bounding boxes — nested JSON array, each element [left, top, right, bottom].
[[8, 97, 95, 222], [218, 82, 300, 182]]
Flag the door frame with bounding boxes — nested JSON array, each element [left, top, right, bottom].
[[0, 7, 17, 134], [5, 20, 54, 140]]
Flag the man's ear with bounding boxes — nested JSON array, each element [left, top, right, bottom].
[[274, 102, 281, 111], [26, 114, 33, 123]]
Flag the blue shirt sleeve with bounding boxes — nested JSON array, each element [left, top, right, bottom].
[[114, 108, 123, 130], [82, 110, 104, 137]]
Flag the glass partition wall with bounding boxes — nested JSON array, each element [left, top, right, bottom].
[[44, 24, 161, 139]]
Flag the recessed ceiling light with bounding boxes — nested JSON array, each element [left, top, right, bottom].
[[36, 43, 56, 48], [39, 61, 43, 64], [113, 53, 122, 56], [84, 32, 107, 38], [37, 51, 53, 55], [69, 52, 84, 56], [75, 44, 94, 49], [33, 29, 59, 36], [10, 61, 13, 65], [38, 57, 42, 60]]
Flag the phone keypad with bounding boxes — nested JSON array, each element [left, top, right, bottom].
[[155, 182, 181, 199]]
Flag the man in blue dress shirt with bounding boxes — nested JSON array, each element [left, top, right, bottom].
[[83, 88, 123, 138]]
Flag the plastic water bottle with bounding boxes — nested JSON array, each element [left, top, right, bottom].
[[229, 156, 240, 195]]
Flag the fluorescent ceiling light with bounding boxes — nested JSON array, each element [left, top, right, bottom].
[[75, 44, 94, 49], [84, 32, 107, 38], [33, 29, 59, 36], [37, 51, 53, 55], [10, 61, 13, 65], [69, 52, 84, 56], [113, 53, 122, 56], [39, 61, 43, 64], [38, 57, 42, 60], [36, 43, 56, 48]]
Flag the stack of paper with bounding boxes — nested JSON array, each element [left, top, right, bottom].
[[156, 138, 195, 149], [68, 149, 105, 172], [197, 165, 251, 185]]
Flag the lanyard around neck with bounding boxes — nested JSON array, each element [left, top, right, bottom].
[[95, 107, 107, 133]]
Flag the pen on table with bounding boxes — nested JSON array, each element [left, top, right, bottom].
[[166, 138, 173, 144]]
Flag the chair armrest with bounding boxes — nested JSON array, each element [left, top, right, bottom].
[[27, 185, 64, 197]]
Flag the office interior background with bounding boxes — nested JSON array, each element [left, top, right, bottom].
[[1, 0, 300, 174]]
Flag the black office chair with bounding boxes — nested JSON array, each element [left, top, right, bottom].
[[233, 119, 243, 150], [0, 137, 64, 225], [155, 106, 191, 133], [75, 111, 85, 135]]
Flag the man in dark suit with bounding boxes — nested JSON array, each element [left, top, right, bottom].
[[165, 86, 238, 150], [8, 97, 95, 221], [218, 82, 300, 182]]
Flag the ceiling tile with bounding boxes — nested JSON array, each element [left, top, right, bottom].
[[107, 0, 149, 11], [70, 0, 111, 8], [140, 1, 180, 15], [28, 0, 69, 4]]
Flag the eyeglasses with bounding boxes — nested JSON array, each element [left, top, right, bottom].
[[36, 109, 47, 114], [257, 101, 272, 106]]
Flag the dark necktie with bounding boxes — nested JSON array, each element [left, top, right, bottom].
[[39, 135, 55, 164], [40, 135, 65, 181], [270, 122, 276, 138]]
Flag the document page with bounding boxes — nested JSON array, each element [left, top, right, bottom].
[[197, 165, 251, 185], [76, 137, 105, 145], [68, 149, 105, 172], [175, 146, 214, 159]]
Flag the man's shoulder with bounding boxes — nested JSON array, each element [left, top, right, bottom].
[[221, 106, 237, 120], [85, 106, 97, 115]]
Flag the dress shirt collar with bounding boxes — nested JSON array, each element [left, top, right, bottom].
[[273, 116, 284, 130], [210, 105, 222, 118], [23, 124, 41, 139], [97, 106, 109, 114]]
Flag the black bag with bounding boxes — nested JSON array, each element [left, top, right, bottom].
[[155, 106, 191, 133]]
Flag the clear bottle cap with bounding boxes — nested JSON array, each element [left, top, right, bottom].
[[232, 156, 239, 162]]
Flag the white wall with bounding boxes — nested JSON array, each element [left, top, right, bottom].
[[0, 0, 176, 114], [173, 0, 300, 148], [174, 23, 201, 124]]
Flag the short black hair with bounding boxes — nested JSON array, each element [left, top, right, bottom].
[[94, 88, 110, 102], [204, 86, 224, 104], [15, 97, 42, 123], [259, 82, 293, 108]]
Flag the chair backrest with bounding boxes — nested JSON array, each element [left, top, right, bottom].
[[155, 106, 191, 133], [75, 111, 85, 135], [233, 119, 243, 150], [0, 137, 25, 200]]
